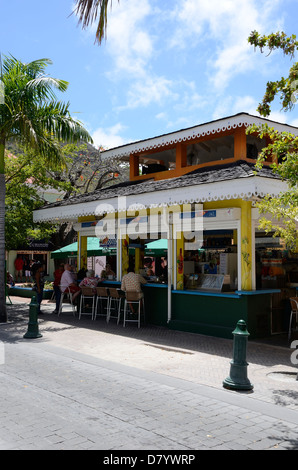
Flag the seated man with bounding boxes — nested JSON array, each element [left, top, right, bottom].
[[121, 266, 147, 312], [60, 263, 81, 303]]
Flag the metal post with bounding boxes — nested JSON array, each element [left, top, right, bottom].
[[23, 295, 42, 339], [223, 319, 253, 391]]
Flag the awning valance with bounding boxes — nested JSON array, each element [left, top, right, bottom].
[[51, 237, 116, 259], [145, 239, 168, 256]]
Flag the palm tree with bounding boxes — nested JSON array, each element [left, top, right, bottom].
[[74, 0, 119, 44], [0, 55, 92, 322]]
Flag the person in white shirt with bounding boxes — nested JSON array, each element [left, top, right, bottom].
[[60, 263, 81, 303]]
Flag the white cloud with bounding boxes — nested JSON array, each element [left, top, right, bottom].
[[289, 116, 298, 127], [105, 0, 153, 77], [212, 95, 259, 120], [123, 76, 178, 109], [264, 110, 288, 124], [78, 0, 290, 135], [171, 0, 283, 92], [92, 123, 128, 149]]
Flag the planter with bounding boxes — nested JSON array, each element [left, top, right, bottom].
[[8, 286, 54, 300]]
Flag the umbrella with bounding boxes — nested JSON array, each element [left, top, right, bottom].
[[144, 239, 167, 257], [51, 237, 116, 259]]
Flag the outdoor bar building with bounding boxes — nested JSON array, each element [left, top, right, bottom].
[[33, 113, 298, 340]]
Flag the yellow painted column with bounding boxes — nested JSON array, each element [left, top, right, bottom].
[[176, 232, 184, 290], [240, 200, 252, 290], [79, 235, 88, 270], [77, 216, 96, 270], [122, 236, 129, 276]]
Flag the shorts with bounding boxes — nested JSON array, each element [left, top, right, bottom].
[[126, 291, 144, 300], [65, 285, 80, 294], [25, 270, 31, 277]]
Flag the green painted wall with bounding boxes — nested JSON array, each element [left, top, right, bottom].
[[169, 292, 271, 339], [99, 282, 272, 339]]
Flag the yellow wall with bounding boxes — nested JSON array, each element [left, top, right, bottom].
[[78, 216, 96, 270], [204, 199, 253, 290], [76, 200, 254, 291]]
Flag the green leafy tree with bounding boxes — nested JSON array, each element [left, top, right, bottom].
[[247, 31, 298, 250], [0, 56, 92, 322], [40, 142, 129, 252], [248, 31, 298, 117], [5, 141, 129, 256], [4, 145, 70, 251]]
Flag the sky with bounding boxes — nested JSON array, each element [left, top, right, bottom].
[[1, 0, 298, 150]]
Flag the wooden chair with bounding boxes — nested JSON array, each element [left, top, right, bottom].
[[123, 291, 145, 328], [79, 287, 96, 320], [107, 288, 124, 324], [94, 286, 110, 321]]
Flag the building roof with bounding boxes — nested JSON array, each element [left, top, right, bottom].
[[100, 112, 298, 161], [38, 160, 277, 209], [33, 160, 287, 223]]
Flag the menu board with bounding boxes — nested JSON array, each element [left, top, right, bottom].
[[196, 274, 225, 291]]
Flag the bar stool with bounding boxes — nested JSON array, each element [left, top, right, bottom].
[[58, 286, 76, 317], [289, 297, 298, 342], [94, 286, 110, 321], [107, 288, 123, 324], [123, 291, 145, 328], [79, 287, 96, 320]]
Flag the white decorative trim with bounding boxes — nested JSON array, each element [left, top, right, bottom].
[[33, 176, 288, 223], [100, 113, 298, 161]]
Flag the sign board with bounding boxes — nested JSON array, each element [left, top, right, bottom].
[[196, 274, 225, 291]]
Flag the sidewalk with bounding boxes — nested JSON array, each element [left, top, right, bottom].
[[3, 296, 298, 411], [1, 296, 298, 450]]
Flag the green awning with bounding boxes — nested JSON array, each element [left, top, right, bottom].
[[51, 237, 116, 259], [144, 239, 168, 257]]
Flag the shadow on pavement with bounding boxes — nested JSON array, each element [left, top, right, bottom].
[[0, 298, 294, 372]]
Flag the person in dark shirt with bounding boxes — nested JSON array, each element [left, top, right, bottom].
[[52, 263, 64, 314]]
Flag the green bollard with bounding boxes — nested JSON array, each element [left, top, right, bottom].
[[23, 295, 42, 339], [223, 320, 253, 391]]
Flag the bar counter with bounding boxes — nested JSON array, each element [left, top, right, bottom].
[[170, 288, 280, 339], [100, 280, 279, 339]]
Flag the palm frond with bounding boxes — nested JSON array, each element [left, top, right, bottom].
[[0, 55, 92, 158], [26, 76, 69, 102], [74, 0, 118, 44]]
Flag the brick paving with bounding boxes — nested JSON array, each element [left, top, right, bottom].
[[0, 297, 297, 450]]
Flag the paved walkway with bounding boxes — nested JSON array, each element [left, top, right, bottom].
[[0, 296, 297, 450]]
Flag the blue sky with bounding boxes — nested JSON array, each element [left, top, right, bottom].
[[1, 0, 298, 149]]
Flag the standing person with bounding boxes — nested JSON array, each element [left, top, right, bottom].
[[14, 255, 24, 283], [121, 266, 147, 313], [32, 261, 45, 315], [52, 263, 64, 314], [24, 258, 31, 282], [60, 263, 81, 304]]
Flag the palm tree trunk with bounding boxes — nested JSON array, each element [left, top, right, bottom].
[[0, 139, 7, 322]]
